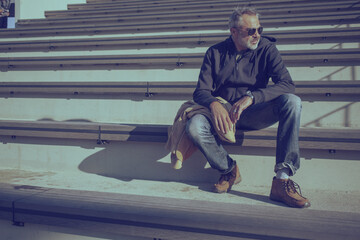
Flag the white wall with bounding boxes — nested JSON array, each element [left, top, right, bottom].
[[15, 0, 86, 20]]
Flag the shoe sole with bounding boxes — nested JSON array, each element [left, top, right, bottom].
[[234, 178, 242, 185], [214, 177, 242, 193], [270, 193, 311, 208]]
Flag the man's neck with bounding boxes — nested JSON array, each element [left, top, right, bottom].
[[231, 36, 247, 52]]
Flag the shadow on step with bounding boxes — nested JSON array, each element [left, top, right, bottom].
[[78, 140, 220, 184]]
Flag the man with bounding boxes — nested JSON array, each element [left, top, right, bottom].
[[185, 7, 310, 208]]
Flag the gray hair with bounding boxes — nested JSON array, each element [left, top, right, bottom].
[[228, 6, 260, 29]]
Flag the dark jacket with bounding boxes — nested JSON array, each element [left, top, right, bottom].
[[193, 36, 295, 107]]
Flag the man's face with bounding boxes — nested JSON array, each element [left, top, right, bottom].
[[231, 14, 261, 51]]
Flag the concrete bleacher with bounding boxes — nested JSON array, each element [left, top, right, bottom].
[[1, 27, 360, 52], [0, 0, 360, 239], [1, 0, 360, 38], [1, 80, 360, 101], [15, 1, 360, 28]]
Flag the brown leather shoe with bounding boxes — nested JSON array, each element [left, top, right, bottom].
[[214, 164, 242, 193], [270, 177, 311, 208]]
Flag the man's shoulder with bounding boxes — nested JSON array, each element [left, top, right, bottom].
[[258, 36, 277, 50], [207, 37, 234, 54]]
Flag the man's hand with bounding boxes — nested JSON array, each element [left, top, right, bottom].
[[230, 96, 253, 123], [0, 10, 9, 16], [210, 101, 233, 134]]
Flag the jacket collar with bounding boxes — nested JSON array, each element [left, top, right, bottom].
[[226, 36, 254, 58]]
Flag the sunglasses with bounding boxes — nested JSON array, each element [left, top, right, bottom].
[[236, 26, 263, 36]]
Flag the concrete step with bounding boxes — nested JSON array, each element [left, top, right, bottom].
[[2, 13, 359, 38], [2, 27, 359, 53], [1, 48, 359, 71], [18, 4, 360, 27], [0, 137, 359, 190], [0, 171, 359, 239], [1, 80, 359, 101], [0, 98, 358, 128]]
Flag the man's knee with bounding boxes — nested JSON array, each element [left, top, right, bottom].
[[185, 116, 198, 137], [186, 114, 211, 140], [278, 94, 302, 112]]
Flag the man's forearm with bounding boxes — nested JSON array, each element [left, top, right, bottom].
[[193, 89, 218, 109]]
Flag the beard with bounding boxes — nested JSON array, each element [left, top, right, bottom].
[[239, 37, 259, 50], [248, 39, 259, 50]]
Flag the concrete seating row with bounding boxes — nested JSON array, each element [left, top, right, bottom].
[[1, 182, 359, 240], [1, 48, 359, 71], [3, 10, 359, 38], [73, 0, 317, 10], [0, 81, 359, 102], [1, 27, 359, 53], [16, 1, 359, 27], [0, 119, 359, 152], [83, 0, 310, 4], [45, 0, 359, 19]]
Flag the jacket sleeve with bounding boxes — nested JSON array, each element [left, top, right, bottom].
[[252, 44, 295, 104], [193, 48, 219, 108]]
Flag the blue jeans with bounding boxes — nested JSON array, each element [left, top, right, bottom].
[[185, 94, 302, 176]]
